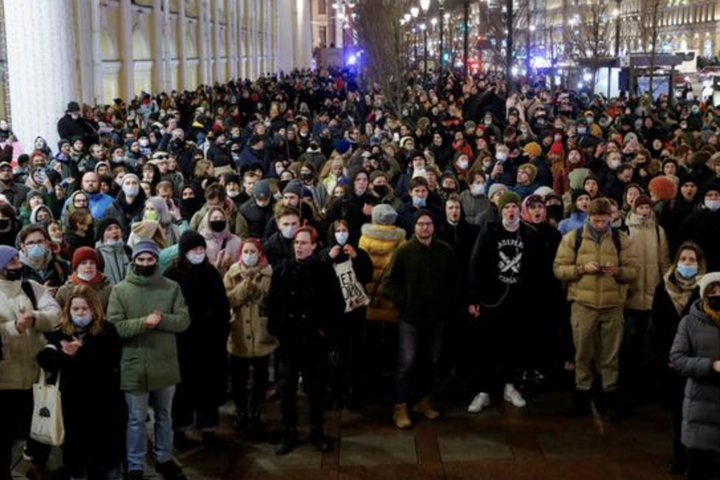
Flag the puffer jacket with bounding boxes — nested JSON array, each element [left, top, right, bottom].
[[224, 263, 277, 358], [625, 213, 670, 311], [106, 267, 190, 391], [0, 279, 61, 390], [359, 223, 406, 322], [96, 241, 131, 285], [670, 300, 720, 453], [554, 225, 639, 309]]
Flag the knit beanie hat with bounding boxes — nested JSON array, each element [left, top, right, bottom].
[[253, 179, 271, 201], [549, 141, 564, 157], [132, 239, 160, 260], [412, 209, 435, 227], [523, 142, 542, 158], [497, 191, 521, 211], [178, 230, 206, 257], [519, 163, 538, 183], [71, 247, 101, 271], [534, 186, 555, 198], [571, 188, 590, 205], [648, 176, 678, 201], [96, 216, 122, 243], [372, 204, 398, 226], [699, 272, 720, 299], [0, 245, 18, 272], [488, 183, 508, 200], [283, 179, 304, 197], [633, 195, 653, 211]]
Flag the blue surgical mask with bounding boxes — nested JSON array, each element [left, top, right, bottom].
[[27, 244, 46, 260], [71, 313, 92, 328], [242, 252, 258, 267], [412, 197, 426, 208], [676, 263, 698, 279], [334, 231, 349, 246]]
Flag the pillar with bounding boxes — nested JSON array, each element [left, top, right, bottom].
[[212, 0, 222, 83], [152, 0, 167, 93], [90, 0, 104, 104], [178, 0, 187, 90], [198, 0, 209, 85], [119, 0, 135, 100], [227, 0, 237, 80], [4, 0, 79, 148]]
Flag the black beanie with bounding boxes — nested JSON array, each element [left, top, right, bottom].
[[178, 230, 206, 257], [412, 209, 435, 228], [95, 216, 122, 243]]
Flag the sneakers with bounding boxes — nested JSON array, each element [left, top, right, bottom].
[[155, 459, 187, 480], [393, 404, 412, 429], [413, 396, 440, 420], [503, 384, 527, 408], [275, 429, 299, 456], [468, 392, 491, 413]]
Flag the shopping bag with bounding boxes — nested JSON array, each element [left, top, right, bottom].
[[30, 370, 64, 446]]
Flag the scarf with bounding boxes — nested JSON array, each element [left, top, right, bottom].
[[664, 268, 698, 316], [702, 302, 720, 326], [70, 271, 105, 286]]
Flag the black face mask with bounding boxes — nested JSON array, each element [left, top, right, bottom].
[[133, 263, 156, 277], [373, 185, 389, 197], [210, 220, 227, 232], [299, 172, 314, 183], [707, 295, 720, 312], [4, 267, 23, 281]]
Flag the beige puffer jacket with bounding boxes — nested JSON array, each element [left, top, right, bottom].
[[0, 279, 61, 390], [224, 263, 278, 358], [625, 213, 671, 311], [359, 223, 406, 322], [554, 225, 639, 309]]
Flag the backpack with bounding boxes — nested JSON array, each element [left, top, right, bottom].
[[21, 280, 38, 309]]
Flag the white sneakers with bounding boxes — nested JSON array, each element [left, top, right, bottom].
[[503, 384, 527, 408], [468, 392, 490, 413]]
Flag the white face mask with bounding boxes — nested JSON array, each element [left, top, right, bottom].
[[281, 225, 298, 239], [457, 159, 470, 170], [123, 185, 139, 197], [470, 183, 486, 196], [334, 231, 349, 245], [705, 198, 720, 211], [185, 251, 206, 265], [227, 189, 240, 198], [496, 152, 508, 162], [242, 252, 258, 267], [71, 313, 92, 328], [609, 159, 621, 170], [77, 271, 95, 282]]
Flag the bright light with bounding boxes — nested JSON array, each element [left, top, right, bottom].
[[578, 82, 584, 89], [404, 13, 411, 22], [420, 0, 431, 12], [583, 72, 592, 82], [332, 3, 340, 9], [511, 66, 519, 76], [420, 23, 427, 30], [430, 17, 438, 26], [411, 7, 420, 18], [444, 12, 450, 19], [529, 25, 536, 31], [347, 54, 357, 66], [612, 8, 619, 17]]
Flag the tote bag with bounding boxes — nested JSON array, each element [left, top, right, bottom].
[[30, 370, 64, 446], [334, 260, 369, 313]]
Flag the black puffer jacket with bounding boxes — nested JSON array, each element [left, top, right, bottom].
[[670, 300, 720, 453]]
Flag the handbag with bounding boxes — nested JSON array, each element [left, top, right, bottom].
[[30, 370, 64, 446]]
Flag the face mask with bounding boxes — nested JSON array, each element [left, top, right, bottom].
[[123, 185, 139, 197], [242, 252, 258, 267], [609, 159, 621, 170], [373, 185, 389, 197], [496, 152, 508, 162], [133, 263, 156, 277], [3, 267, 23, 281], [586, 117, 594, 124], [210, 220, 226, 232], [144, 210, 159, 221], [50, 235, 63, 243], [457, 159, 470, 170], [691, 107, 700, 114], [106, 239, 124, 248], [227, 189, 240, 198], [139, 139, 149, 147], [520, 128, 528, 135], [577, 127, 587, 135], [71, 313, 93, 329], [335, 231, 349, 245], [470, 183, 486, 196], [185, 251, 206, 265], [0, 218, 10, 230], [27, 244, 46, 260], [281, 225, 298, 239], [412, 197, 426, 208], [705, 199, 720, 211], [676, 263, 698, 279], [704, 294, 720, 312], [300, 172, 314, 182], [77, 271, 95, 282]]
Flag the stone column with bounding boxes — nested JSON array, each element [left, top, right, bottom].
[[198, 0, 209, 85], [178, 0, 187, 90], [152, 0, 167, 93], [212, 0, 222, 83], [119, 0, 135, 100], [4, 0, 79, 148], [90, 0, 104, 104]]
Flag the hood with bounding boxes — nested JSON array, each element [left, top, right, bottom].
[[625, 212, 656, 228], [687, 299, 717, 326]]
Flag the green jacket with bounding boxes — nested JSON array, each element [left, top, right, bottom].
[[107, 267, 190, 391], [382, 236, 456, 325]]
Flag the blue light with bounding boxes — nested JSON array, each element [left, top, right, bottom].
[[347, 54, 357, 66]]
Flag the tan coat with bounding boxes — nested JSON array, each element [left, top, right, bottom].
[[224, 263, 278, 358], [359, 223, 406, 322], [0, 279, 61, 390], [625, 213, 671, 311], [554, 226, 639, 309]]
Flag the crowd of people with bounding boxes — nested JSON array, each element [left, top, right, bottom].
[[0, 67, 719, 480]]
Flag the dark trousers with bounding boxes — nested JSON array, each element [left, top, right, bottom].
[[687, 449, 715, 480], [395, 321, 445, 404], [621, 309, 652, 393], [230, 355, 270, 419], [0, 390, 50, 475], [330, 312, 365, 405], [471, 313, 522, 393], [279, 347, 327, 431]]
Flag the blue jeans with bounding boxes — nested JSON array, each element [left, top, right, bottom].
[[395, 321, 445, 404], [124, 386, 175, 472]]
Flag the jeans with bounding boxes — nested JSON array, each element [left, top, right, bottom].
[[395, 321, 445, 404], [124, 386, 175, 472]]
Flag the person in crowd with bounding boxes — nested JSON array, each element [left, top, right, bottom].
[[107, 240, 190, 480], [0, 245, 61, 480], [648, 242, 706, 476], [459, 170, 490, 226], [467, 192, 541, 413], [95, 217, 131, 285], [262, 206, 300, 267], [0, 161, 30, 210], [554, 198, 639, 419], [238, 179, 274, 239], [143, 196, 181, 246], [670, 272, 720, 480], [190, 183, 249, 238], [200, 206, 241, 275], [558, 189, 591, 235], [18, 225, 70, 291], [225, 238, 276, 437], [384, 211, 455, 428], [55, 246, 112, 310], [105, 173, 147, 236], [36, 285, 123, 480], [267, 226, 345, 455], [0, 202, 21, 247], [679, 181, 720, 271], [659, 175, 700, 257], [165, 231, 230, 447], [64, 208, 95, 253]]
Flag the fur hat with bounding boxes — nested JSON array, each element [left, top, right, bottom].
[[699, 272, 720, 299]]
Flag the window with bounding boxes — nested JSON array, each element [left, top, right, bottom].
[[319, 26, 327, 47], [318, 0, 327, 15]]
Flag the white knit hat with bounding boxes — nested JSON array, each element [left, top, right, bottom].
[[698, 272, 720, 298]]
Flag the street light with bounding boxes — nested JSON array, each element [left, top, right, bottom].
[[411, 7, 420, 18], [420, 0, 431, 12], [404, 13, 412, 23], [430, 17, 438, 27]]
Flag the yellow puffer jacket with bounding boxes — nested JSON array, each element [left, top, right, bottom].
[[224, 263, 278, 358], [359, 223, 406, 322], [554, 225, 639, 309], [625, 213, 671, 311]]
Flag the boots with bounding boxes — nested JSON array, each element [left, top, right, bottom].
[[309, 427, 334, 453], [393, 404, 412, 429], [413, 396, 440, 420], [567, 389, 592, 418], [246, 401, 265, 440], [275, 428, 299, 456]]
